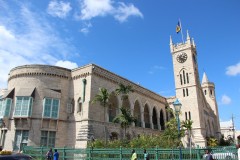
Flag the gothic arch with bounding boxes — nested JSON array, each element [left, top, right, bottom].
[[160, 109, 165, 130], [133, 100, 141, 127], [144, 103, 150, 128], [152, 107, 158, 129], [108, 92, 119, 122], [122, 96, 131, 111]]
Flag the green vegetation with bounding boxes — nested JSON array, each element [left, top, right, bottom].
[[113, 107, 136, 139], [91, 87, 110, 144]]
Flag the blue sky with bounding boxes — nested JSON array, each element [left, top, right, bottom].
[[0, 0, 240, 130]]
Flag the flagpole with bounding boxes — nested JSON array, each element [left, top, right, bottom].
[[179, 18, 184, 43]]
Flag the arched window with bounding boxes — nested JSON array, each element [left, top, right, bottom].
[[204, 90, 207, 95], [186, 73, 189, 83], [183, 70, 186, 84], [180, 74, 183, 85], [77, 97, 82, 113], [210, 90, 213, 95]]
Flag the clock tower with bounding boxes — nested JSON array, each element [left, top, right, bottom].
[[170, 31, 213, 146]]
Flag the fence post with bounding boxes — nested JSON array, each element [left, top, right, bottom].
[[41, 146, 44, 160], [155, 146, 158, 160], [120, 146, 122, 160], [197, 148, 201, 160], [63, 146, 66, 160]]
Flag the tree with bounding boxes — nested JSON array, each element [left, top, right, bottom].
[[91, 87, 110, 144], [163, 118, 185, 147], [113, 107, 136, 139], [206, 137, 218, 147], [115, 83, 134, 101], [182, 119, 193, 159]]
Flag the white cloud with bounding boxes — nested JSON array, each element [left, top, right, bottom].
[[220, 94, 232, 105], [80, 22, 92, 34], [0, 2, 78, 89], [76, 0, 143, 32], [226, 62, 240, 76], [55, 60, 78, 69], [114, 2, 143, 23], [47, 0, 72, 18], [79, 0, 113, 20]]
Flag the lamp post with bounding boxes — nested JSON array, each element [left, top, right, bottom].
[[173, 99, 182, 160]]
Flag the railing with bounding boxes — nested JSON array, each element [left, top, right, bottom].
[[23, 146, 238, 160]]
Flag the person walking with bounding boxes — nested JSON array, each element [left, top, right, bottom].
[[46, 148, 53, 160], [53, 149, 59, 160], [205, 149, 213, 160], [143, 149, 150, 160], [131, 149, 137, 160]]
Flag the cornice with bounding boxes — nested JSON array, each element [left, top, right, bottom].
[[92, 65, 167, 104]]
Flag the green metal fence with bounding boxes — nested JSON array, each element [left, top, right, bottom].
[[23, 146, 238, 160]]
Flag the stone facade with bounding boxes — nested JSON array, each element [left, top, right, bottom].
[[0, 33, 220, 150], [169, 31, 221, 146]]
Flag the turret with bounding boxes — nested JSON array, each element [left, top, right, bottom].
[[201, 72, 215, 98], [186, 30, 191, 44]]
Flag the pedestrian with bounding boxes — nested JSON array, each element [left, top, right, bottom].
[[46, 148, 53, 160], [143, 149, 150, 160], [205, 149, 213, 160], [131, 149, 137, 160], [53, 149, 59, 160]]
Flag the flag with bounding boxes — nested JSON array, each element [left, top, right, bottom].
[[176, 21, 181, 33]]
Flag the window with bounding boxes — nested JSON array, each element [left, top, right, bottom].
[[183, 89, 185, 97], [210, 90, 213, 95], [77, 97, 82, 113], [186, 88, 189, 96], [183, 70, 186, 84], [185, 112, 187, 120], [186, 73, 189, 83], [40, 131, 56, 147], [189, 112, 191, 120], [204, 90, 207, 95], [14, 130, 29, 151], [43, 98, 60, 119], [0, 98, 12, 118], [14, 97, 33, 117], [180, 74, 183, 85]]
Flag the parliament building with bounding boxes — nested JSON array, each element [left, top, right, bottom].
[[0, 32, 220, 150]]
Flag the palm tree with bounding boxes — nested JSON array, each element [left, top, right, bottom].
[[115, 83, 134, 101], [206, 137, 218, 147], [91, 87, 110, 143], [113, 107, 136, 139], [182, 120, 193, 159]]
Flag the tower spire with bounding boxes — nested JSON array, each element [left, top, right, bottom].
[[186, 30, 191, 44], [202, 72, 209, 84], [186, 30, 190, 40], [170, 35, 173, 45]]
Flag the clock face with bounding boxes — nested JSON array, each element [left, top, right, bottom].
[[176, 52, 188, 63]]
